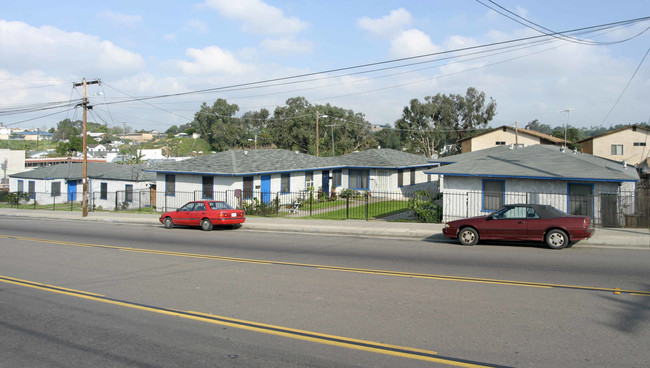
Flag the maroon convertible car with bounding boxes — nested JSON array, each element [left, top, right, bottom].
[[443, 204, 594, 249]]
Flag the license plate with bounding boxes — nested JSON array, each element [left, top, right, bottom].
[[231, 213, 237, 217]]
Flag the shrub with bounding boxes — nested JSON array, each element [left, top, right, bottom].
[[408, 190, 442, 223]]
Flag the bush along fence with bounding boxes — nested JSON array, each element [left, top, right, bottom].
[[1, 188, 647, 227]]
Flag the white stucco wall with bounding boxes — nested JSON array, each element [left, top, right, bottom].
[[440, 175, 632, 224], [8, 176, 151, 210]]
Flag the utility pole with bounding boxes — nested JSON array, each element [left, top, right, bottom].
[[326, 124, 337, 156], [74, 78, 101, 217], [315, 111, 327, 157]]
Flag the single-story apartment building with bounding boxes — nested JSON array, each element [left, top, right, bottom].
[[146, 148, 438, 211], [9, 162, 156, 211], [426, 145, 639, 226]]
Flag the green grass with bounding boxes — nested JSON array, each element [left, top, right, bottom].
[[307, 200, 410, 220]]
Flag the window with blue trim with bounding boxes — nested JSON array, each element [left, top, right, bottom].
[[125, 184, 134, 202], [348, 170, 369, 189], [165, 174, 175, 196], [17, 180, 24, 193], [281, 173, 290, 193], [482, 179, 504, 211], [28, 181, 36, 199], [202, 176, 214, 199]]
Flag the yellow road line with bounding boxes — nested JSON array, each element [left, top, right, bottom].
[[0, 275, 506, 368], [1, 234, 648, 296]]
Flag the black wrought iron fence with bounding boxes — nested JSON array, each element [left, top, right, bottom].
[[1, 188, 647, 227]]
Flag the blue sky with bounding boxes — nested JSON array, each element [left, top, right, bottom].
[[1, 0, 649, 133]]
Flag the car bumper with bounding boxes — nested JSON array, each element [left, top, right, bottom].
[[571, 227, 595, 241], [442, 227, 458, 238], [210, 217, 246, 225]]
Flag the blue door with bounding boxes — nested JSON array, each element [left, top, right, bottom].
[[321, 170, 330, 195], [261, 175, 271, 203], [67, 180, 77, 201]]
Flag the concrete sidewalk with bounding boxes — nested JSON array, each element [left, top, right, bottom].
[[1, 208, 648, 249]]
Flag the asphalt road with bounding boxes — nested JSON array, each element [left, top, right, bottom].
[[1, 216, 649, 368]]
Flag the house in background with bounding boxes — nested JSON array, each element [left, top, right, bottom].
[[426, 145, 639, 226], [147, 148, 438, 212], [576, 124, 650, 166], [9, 162, 156, 211], [458, 125, 567, 153]]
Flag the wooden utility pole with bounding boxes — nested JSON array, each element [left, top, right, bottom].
[[73, 78, 101, 217]]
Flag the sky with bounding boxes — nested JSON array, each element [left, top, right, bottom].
[[0, 0, 649, 134]]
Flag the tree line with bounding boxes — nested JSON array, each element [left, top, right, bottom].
[[45, 86, 647, 158]]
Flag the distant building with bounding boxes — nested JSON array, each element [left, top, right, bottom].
[[576, 124, 650, 166], [458, 125, 567, 153]]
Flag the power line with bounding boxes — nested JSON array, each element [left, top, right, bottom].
[[599, 47, 650, 127]]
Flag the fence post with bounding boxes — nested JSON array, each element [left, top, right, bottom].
[[115, 191, 118, 212], [275, 192, 279, 215], [53, 195, 56, 211], [310, 192, 313, 217], [346, 197, 350, 219], [365, 193, 369, 221]]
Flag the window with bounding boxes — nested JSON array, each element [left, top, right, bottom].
[[125, 184, 133, 202], [348, 170, 369, 189], [165, 174, 175, 196], [495, 141, 506, 145], [397, 169, 404, 187], [410, 168, 416, 185], [100, 182, 108, 200], [17, 180, 23, 193], [281, 173, 291, 193], [28, 181, 36, 199], [482, 180, 504, 211], [51, 182, 61, 197], [634, 142, 647, 146], [243, 176, 253, 199], [568, 183, 593, 217], [611, 144, 624, 155], [332, 170, 342, 187], [305, 171, 313, 188], [202, 176, 214, 199]]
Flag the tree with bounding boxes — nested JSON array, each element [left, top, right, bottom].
[[267, 98, 374, 155], [191, 99, 243, 152], [395, 87, 497, 157], [53, 119, 81, 142], [374, 127, 401, 150], [525, 119, 553, 135]]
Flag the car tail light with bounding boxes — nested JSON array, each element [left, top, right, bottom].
[[584, 218, 591, 227]]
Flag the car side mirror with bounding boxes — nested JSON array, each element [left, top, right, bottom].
[[176, 208, 180, 212], [486, 215, 493, 221]]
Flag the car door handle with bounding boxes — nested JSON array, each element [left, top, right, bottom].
[[517, 221, 526, 224]]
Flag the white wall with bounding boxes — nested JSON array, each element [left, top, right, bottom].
[[440, 175, 629, 223]]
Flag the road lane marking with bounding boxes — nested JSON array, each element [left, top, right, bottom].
[[1, 234, 648, 296], [0, 275, 511, 368]]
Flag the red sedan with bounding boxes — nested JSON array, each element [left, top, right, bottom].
[[443, 204, 594, 249], [159, 201, 245, 231]]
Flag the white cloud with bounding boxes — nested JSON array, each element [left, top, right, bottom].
[[176, 46, 251, 75], [259, 37, 314, 55], [357, 8, 413, 37], [203, 0, 307, 35], [389, 29, 440, 58], [0, 20, 145, 76], [96, 10, 142, 27]]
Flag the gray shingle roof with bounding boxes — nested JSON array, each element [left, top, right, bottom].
[[10, 162, 156, 182], [425, 145, 639, 182], [147, 148, 432, 175]]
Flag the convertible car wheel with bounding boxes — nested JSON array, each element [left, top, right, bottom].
[[545, 229, 568, 249], [458, 227, 479, 246]]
